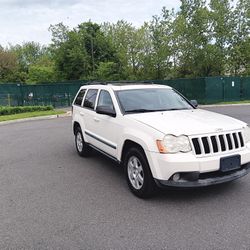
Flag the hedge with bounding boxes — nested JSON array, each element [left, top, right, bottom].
[[0, 105, 53, 116]]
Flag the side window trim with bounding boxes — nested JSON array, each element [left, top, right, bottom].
[[94, 89, 101, 111], [80, 89, 87, 107]]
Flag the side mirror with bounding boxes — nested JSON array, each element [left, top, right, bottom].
[[190, 100, 198, 108], [96, 105, 116, 117]]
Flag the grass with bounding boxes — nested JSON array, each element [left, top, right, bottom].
[[0, 105, 53, 116], [0, 110, 65, 122]]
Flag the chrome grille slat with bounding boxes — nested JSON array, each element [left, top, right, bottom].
[[223, 134, 229, 151], [238, 132, 244, 147], [235, 132, 240, 148], [229, 133, 235, 149], [207, 136, 213, 153], [233, 133, 240, 148], [215, 135, 221, 152], [197, 137, 205, 154], [191, 131, 244, 156]]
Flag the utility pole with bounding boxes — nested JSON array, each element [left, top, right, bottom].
[[91, 36, 94, 74]]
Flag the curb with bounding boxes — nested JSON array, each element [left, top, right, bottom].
[[0, 103, 249, 125], [0, 111, 72, 126], [200, 103, 250, 108]]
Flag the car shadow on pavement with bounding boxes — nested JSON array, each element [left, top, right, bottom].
[[84, 149, 246, 202], [89, 150, 124, 175], [154, 181, 244, 202]]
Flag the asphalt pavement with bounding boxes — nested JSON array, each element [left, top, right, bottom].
[[0, 105, 250, 250]]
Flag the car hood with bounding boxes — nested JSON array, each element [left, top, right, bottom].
[[129, 109, 246, 136]]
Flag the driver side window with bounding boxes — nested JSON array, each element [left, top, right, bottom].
[[97, 90, 115, 110]]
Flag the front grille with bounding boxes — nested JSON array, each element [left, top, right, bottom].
[[191, 131, 245, 156]]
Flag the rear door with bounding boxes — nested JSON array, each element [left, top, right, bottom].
[[72, 88, 87, 130], [82, 89, 99, 144]]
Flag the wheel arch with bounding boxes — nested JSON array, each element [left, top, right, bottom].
[[73, 121, 81, 135], [122, 139, 157, 198], [120, 139, 146, 165], [119, 136, 159, 179]]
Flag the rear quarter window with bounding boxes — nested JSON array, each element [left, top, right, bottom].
[[83, 89, 98, 109], [74, 89, 86, 106]]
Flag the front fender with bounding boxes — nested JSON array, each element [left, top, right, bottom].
[[117, 127, 160, 160]]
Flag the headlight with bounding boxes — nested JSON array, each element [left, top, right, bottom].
[[243, 126, 250, 143], [156, 134, 191, 153]]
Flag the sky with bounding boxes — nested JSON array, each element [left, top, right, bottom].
[[0, 0, 180, 47]]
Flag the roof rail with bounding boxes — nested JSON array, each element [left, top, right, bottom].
[[85, 81, 155, 86], [85, 81, 107, 85]]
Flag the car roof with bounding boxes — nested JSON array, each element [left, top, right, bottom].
[[80, 83, 172, 91]]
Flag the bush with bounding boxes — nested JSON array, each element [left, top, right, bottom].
[[0, 105, 53, 116]]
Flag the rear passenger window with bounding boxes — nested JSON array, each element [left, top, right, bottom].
[[83, 89, 98, 109], [74, 89, 86, 106]]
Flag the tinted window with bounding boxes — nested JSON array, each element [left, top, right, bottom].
[[83, 89, 98, 109], [116, 88, 193, 113], [74, 89, 86, 106], [97, 90, 114, 110]]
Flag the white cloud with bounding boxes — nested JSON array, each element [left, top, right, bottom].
[[0, 0, 180, 46]]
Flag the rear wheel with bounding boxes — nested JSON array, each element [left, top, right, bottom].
[[75, 127, 92, 157], [124, 147, 156, 198]]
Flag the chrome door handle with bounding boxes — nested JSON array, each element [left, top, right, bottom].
[[80, 112, 84, 116], [94, 117, 100, 122]]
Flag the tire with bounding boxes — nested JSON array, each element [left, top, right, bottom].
[[124, 147, 156, 198], [75, 126, 92, 157]]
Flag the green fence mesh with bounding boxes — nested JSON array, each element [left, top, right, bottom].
[[241, 77, 250, 101], [0, 81, 87, 107], [0, 77, 250, 107]]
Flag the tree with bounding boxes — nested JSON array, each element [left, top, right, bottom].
[[1, 1, 250, 83], [229, 0, 250, 75], [95, 62, 121, 80], [50, 21, 119, 80], [49, 22, 69, 49], [0, 50, 18, 82], [26, 53, 56, 83], [27, 65, 56, 83], [102, 20, 134, 78], [209, 0, 233, 75], [51, 30, 90, 80], [148, 8, 174, 79], [6, 42, 51, 83], [10, 42, 47, 72], [102, 21, 153, 79], [173, 0, 213, 77]]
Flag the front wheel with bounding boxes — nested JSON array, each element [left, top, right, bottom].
[[75, 127, 92, 157], [124, 147, 156, 198]]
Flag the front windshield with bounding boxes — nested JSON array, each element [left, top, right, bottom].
[[116, 88, 193, 113]]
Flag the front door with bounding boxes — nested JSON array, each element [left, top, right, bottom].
[[89, 89, 120, 157]]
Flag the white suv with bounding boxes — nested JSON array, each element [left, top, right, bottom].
[[72, 83, 250, 198]]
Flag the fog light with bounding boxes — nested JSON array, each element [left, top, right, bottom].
[[172, 173, 180, 182]]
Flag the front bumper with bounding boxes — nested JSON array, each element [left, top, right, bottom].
[[145, 144, 250, 186], [155, 163, 250, 188]]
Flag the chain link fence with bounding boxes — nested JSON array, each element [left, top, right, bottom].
[[0, 77, 250, 107]]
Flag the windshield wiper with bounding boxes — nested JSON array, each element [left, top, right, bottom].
[[125, 109, 156, 113], [164, 108, 189, 111], [125, 109, 168, 113], [125, 108, 190, 113]]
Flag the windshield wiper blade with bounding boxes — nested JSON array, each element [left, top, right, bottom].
[[125, 108, 188, 113], [165, 108, 188, 111], [125, 109, 159, 113]]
